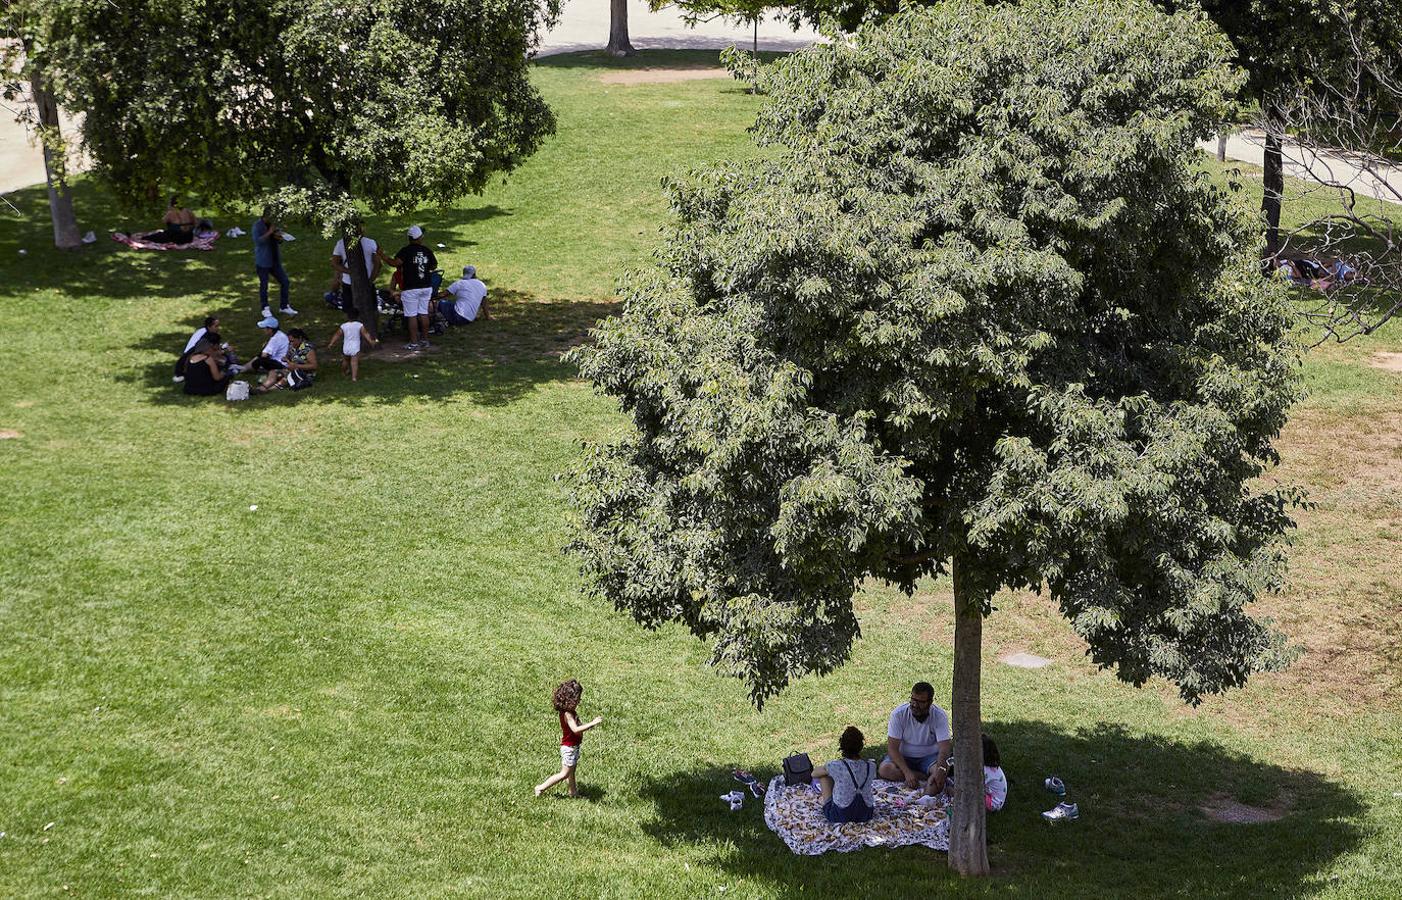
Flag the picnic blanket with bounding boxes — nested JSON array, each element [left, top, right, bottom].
[[111, 230, 220, 251], [763, 776, 950, 855]]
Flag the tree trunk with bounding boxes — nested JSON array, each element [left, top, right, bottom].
[[29, 69, 81, 249], [1261, 100, 1285, 259], [606, 0, 634, 56], [948, 553, 989, 877], [1216, 132, 1228, 162], [342, 225, 379, 341]]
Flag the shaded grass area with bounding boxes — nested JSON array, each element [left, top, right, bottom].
[[0, 51, 1399, 898]]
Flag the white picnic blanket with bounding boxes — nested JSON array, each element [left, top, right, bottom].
[[762, 776, 950, 855]]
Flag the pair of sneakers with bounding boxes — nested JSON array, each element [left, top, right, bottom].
[[261, 305, 300, 318], [404, 340, 431, 351], [719, 790, 745, 811], [1042, 775, 1079, 822]]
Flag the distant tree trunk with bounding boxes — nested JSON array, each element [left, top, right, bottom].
[[606, 0, 634, 56], [342, 225, 379, 341], [948, 553, 990, 877], [28, 67, 81, 249], [1262, 98, 1285, 259], [1217, 131, 1228, 162]]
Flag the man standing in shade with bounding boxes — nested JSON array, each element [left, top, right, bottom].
[[252, 207, 296, 319], [876, 681, 952, 791], [382, 225, 438, 351]]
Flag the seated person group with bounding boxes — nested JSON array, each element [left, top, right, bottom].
[[812, 681, 1007, 825]]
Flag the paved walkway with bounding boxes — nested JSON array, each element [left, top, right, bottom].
[[0, 2, 819, 195], [1198, 129, 1401, 207]]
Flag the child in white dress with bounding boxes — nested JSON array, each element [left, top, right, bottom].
[[326, 312, 378, 381]]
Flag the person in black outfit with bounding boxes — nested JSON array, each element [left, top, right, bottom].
[[182, 339, 229, 396], [379, 225, 438, 351]]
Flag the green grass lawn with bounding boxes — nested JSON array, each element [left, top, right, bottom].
[[1, 51, 1400, 898]]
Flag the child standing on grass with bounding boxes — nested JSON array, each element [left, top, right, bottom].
[[534, 679, 602, 798], [326, 312, 377, 382]]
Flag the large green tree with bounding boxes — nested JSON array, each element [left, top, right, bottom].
[[570, 0, 1302, 876], [35, 0, 559, 333]]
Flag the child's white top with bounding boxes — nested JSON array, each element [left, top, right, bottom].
[[341, 322, 362, 356]]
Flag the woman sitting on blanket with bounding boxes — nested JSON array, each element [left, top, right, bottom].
[[145, 195, 199, 245], [814, 726, 876, 824]]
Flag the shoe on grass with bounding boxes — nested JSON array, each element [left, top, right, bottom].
[[1044, 776, 1066, 796], [1042, 801, 1079, 823]]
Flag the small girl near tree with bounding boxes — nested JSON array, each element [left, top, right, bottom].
[[325, 312, 378, 382], [534, 679, 602, 798]]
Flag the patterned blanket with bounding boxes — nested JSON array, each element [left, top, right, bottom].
[[111, 230, 220, 251], [763, 776, 950, 855]]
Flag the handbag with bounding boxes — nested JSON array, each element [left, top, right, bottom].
[[225, 380, 250, 402], [782, 751, 813, 786]]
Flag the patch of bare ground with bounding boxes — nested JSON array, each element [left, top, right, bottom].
[[1259, 405, 1402, 706], [1200, 791, 1293, 824], [1368, 352, 1402, 373], [0, 429, 20, 439], [598, 68, 728, 85]]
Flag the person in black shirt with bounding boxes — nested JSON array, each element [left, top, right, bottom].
[[380, 225, 438, 350]]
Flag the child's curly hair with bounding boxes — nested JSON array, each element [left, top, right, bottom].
[[552, 679, 582, 712]]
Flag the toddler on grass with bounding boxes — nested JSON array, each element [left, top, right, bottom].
[[326, 312, 378, 381], [534, 679, 602, 798]]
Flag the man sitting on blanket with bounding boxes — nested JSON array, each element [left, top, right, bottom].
[[877, 681, 952, 792]]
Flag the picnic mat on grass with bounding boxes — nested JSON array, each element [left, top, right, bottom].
[[763, 776, 950, 855], [112, 230, 220, 251]]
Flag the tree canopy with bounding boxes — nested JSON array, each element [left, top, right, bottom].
[[570, 0, 1303, 707], [35, 0, 559, 232]]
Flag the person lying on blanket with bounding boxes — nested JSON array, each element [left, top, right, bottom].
[[877, 681, 952, 792], [813, 726, 877, 824]]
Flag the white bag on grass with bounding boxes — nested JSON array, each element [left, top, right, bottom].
[[225, 380, 250, 402]]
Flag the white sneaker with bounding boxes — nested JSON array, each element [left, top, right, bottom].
[[261, 306, 272, 318], [404, 342, 420, 351], [172, 375, 185, 383], [418, 339, 430, 350], [279, 305, 299, 317]]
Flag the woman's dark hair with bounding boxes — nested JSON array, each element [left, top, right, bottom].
[[839, 725, 865, 760], [168, 194, 179, 207], [552, 679, 582, 713], [288, 328, 307, 340], [982, 733, 1000, 768], [204, 331, 222, 346], [203, 315, 218, 329]]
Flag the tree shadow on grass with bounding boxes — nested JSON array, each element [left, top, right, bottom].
[[641, 720, 1362, 899], [0, 179, 511, 303], [120, 288, 616, 408]]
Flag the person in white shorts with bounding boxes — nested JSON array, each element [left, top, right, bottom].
[[325, 312, 378, 382], [380, 225, 438, 351]]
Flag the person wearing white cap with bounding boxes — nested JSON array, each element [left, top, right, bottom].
[[438, 264, 488, 325], [382, 225, 438, 350], [249, 314, 291, 392]]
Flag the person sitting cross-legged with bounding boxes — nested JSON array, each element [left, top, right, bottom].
[[814, 726, 877, 824], [877, 680, 952, 792]]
